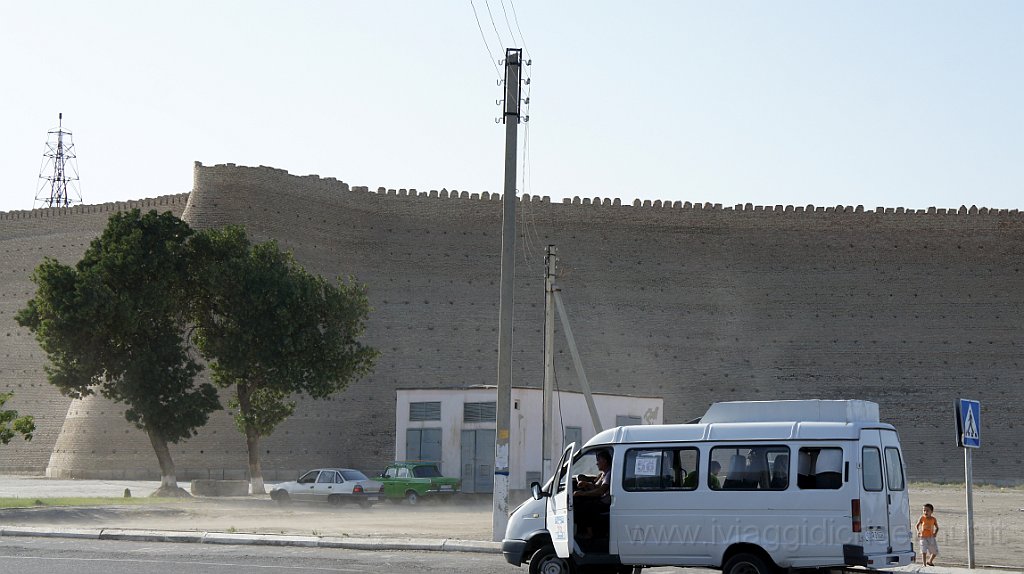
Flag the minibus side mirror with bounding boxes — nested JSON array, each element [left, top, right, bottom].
[[531, 481, 546, 500]]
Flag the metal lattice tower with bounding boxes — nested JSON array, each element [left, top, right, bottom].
[[35, 113, 82, 209]]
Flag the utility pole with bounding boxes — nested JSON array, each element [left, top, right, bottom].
[[493, 47, 522, 542], [542, 245, 557, 480]]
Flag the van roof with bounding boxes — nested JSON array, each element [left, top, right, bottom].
[[584, 400, 894, 447], [701, 399, 880, 424]]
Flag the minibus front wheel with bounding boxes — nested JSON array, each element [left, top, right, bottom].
[[529, 544, 574, 574], [722, 552, 771, 574]]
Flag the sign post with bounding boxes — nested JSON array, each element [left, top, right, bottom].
[[955, 398, 981, 568]]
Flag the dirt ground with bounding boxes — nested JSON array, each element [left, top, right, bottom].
[[1, 483, 1021, 568], [908, 483, 1024, 568]]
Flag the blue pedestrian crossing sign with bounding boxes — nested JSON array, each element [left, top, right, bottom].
[[956, 399, 981, 449]]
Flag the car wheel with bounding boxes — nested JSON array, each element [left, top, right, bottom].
[[358, 500, 374, 509], [272, 491, 291, 506], [722, 552, 771, 574], [529, 544, 574, 574], [328, 494, 344, 507], [405, 490, 420, 505]]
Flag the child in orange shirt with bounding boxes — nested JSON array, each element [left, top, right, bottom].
[[916, 503, 939, 566]]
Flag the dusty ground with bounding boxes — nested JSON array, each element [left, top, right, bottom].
[[0, 497, 494, 541], [1, 483, 1021, 568], [908, 484, 1024, 568]]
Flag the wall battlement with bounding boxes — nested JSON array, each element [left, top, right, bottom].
[[194, 161, 1021, 219], [0, 194, 190, 220]]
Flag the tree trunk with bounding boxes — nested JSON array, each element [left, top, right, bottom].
[[236, 382, 266, 495], [246, 423, 265, 494], [146, 427, 188, 497]]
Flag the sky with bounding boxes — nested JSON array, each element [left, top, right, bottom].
[[1, 1, 1022, 214]]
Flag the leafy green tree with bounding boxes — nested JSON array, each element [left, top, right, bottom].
[[0, 392, 35, 445], [190, 226, 378, 494], [16, 209, 221, 496]]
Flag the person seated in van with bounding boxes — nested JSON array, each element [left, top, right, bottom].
[[574, 449, 611, 540], [770, 455, 789, 489], [683, 460, 721, 489]]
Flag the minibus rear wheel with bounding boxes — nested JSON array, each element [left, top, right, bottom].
[[529, 544, 574, 574], [722, 552, 771, 574]]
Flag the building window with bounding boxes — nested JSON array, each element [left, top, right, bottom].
[[409, 401, 441, 422], [563, 426, 582, 451], [464, 401, 496, 423]]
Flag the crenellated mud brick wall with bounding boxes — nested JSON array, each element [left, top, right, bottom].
[[2, 161, 1021, 484]]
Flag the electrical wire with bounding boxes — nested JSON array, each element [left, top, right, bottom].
[[506, 0, 531, 59], [499, 0, 518, 49], [469, 0, 502, 80], [483, 0, 506, 48]]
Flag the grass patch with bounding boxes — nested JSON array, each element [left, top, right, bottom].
[[0, 497, 187, 509]]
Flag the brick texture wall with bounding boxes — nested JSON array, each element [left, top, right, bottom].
[[2, 162, 1021, 484]]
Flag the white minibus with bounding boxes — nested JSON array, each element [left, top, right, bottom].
[[502, 400, 914, 574]]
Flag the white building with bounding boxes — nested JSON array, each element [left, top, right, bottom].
[[395, 386, 663, 494]]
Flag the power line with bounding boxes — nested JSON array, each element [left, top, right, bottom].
[[469, 0, 502, 79], [498, 0, 518, 48], [483, 0, 507, 48], [506, 0, 531, 58]]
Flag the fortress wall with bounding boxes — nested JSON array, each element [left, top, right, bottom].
[[0, 194, 189, 474], [182, 163, 1024, 484], [6, 163, 1023, 484]]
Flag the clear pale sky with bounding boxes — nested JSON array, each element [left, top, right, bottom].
[[2, 1, 1021, 213]]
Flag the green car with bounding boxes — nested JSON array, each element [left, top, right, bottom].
[[378, 461, 461, 505]]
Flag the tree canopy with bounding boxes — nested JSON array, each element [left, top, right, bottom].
[[16, 209, 221, 495], [190, 226, 378, 494], [0, 392, 34, 445]]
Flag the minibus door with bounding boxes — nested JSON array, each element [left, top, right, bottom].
[[881, 430, 912, 554], [859, 431, 890, 556], [547, 443, 576, 559]]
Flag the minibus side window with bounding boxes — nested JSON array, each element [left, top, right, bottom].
[[862, 447, 884, 492], [884, 447, 906, 491], [564, 449, 602, 493], [622, 447, 698, 491], [797, 447, 844, 490], [710, 446, 789, 490]]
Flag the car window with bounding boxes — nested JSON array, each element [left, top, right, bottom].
[[862, 447, 884, 492], [397, 468, 410, 478], [413, 465, 442, 478], [710, 445, 789, 490], [341, 469, 369, 481], [383, 467, 397, 478], [623, 447, 698, 491], [884, 447, 905, 491], [317, 471, 337, 484], [298, 471, 319, 484]]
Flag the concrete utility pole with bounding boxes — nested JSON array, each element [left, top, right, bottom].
[[542, 245, 557, 480], [493, 47, 522, 542]]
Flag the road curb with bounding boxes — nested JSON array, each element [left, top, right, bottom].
[[1, 525, 101, 539], [0, 525, 501, 554], [99, 528, 205, 544]]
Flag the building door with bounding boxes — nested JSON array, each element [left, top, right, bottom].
[[406, 428, 442, 462], [460, 429, 495, 493]]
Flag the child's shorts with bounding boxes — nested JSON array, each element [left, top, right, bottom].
[[920, 536, 939, 555]]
